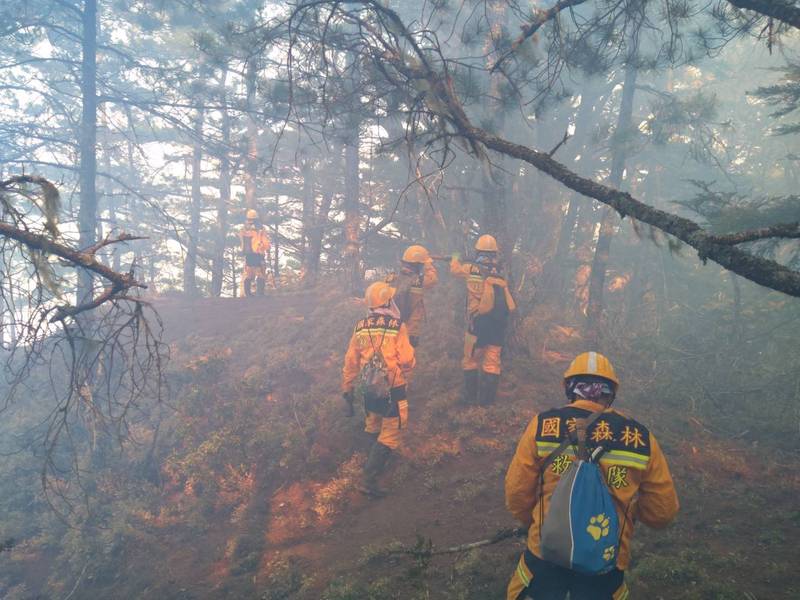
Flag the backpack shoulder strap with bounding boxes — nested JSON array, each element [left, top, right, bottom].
[[540, 409, 605, 471]]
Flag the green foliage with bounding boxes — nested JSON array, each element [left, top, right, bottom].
[[750, 62, 800, 135], [259, 558, 307, 599]]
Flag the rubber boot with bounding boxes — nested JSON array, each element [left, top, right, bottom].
[[461, 370, 479, 405], [256, 277, 265, 296], [359, 430, 379, 452], [358, 442, 391, 498], [243, 277, 254, 297], [478, 372, 500, 406]]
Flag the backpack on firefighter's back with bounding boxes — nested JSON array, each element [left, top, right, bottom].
[[539, 417, 620, 575], [357, 351, 391, 401]]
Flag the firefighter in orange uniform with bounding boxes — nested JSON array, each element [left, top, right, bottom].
[[238, 209, 271, 296], [342, 282, 416, 497], [505, 352, 679, 599], [450, 234, 516, 405], [385, 244, 438, 347]]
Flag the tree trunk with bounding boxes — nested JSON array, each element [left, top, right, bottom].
[[99, 119, 121, 273], [183, 101, 204, 297], [543, 82, 606, 301], [124, 106, 143, 282], [77, 0, 97, 306], [586, 62, 638, 331], [244, 57, 258, 211], [271, 221, 280, 283], [307, 190, 333, 285], [300, 153, 315, 286], [211, 70, 231, 297], [344, 136, 362, 294]]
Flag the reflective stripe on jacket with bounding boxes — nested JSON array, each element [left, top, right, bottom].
[[341, 314, 416, 392], [505, 399, 679, 570]]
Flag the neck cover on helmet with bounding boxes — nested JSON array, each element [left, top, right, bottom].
[[370, 298, 401, 320], [570, 380, 614, 401]]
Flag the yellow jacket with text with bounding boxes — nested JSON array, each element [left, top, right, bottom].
[[342, 314, 416, 392], [450, 258, 486, 318], [505, 399, 679, 571]]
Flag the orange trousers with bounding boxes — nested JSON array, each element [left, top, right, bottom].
[[364, 400, 408, 450], [462, 332, 502, 374]]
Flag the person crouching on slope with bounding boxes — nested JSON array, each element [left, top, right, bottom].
[[342, 282, 416, 497], [386, 244, 438, 348], [505, 352, 679, 599], [450, 234, 516, 405]]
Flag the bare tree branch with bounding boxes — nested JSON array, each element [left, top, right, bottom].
[[1, 176, 166, 515], [0, 222, 144, 296], [283, 0, 800, 298], [726, 0, 800, 30], [709, 222, 800, 245], [490, 0, 590, 73]]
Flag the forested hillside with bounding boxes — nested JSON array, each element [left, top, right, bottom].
[[1, 1, 800, 599]]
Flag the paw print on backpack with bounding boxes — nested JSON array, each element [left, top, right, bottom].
[[586, 513, 610, 541], [603, 545, 616, 561]]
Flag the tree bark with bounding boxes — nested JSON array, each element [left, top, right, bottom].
[[726, 0, 800, 29], [482, 0, 510, 261], [77, 0, 97, 306], [586, 62, 638, 330], [307, 190, 333, 285]]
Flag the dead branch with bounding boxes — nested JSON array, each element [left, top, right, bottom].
[[0, 224, 144, 292], [287, 0, 800, 298], [490, 0, 590, 73], [548, 129, 572, 157], [377, 527, 526, 560], [726, 0, 800, 30], [82, 232, 148, 255], [1, 176, 166, 517], [708, 222, 800, 245]]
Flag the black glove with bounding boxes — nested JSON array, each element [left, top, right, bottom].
[[342, 391, 355, 417]]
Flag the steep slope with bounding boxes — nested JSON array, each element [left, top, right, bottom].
[[25, 280, 798, 600]]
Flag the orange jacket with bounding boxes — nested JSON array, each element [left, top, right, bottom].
[[341, 313, 416, 392], [386, 261, 438, 337], [450, 257, 487, 318], [505, 399, 678, 570], [239, 224, 270, 255]]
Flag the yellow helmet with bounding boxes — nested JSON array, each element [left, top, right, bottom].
[[402, 244, 430, 264], [246, 209, 258, 220], [563, 351, 619, 386], [364, 281, 396, 309], [475, 234, 498, 252]]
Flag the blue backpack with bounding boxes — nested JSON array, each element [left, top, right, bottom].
[[539, 412, 620, 575]]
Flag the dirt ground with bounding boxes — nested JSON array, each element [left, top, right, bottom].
[[76, 287, 800, 599]]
